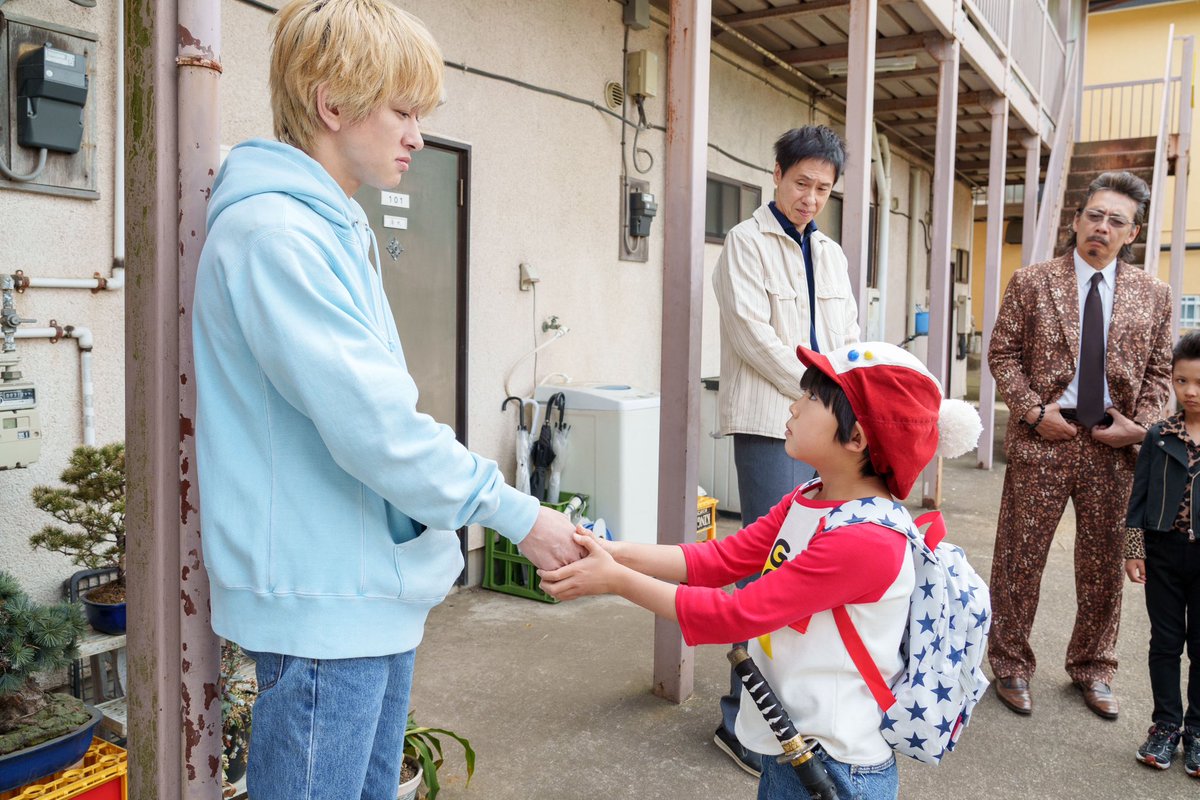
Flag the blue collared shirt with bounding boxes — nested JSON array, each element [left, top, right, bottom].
[[768, 201, 820, 353]]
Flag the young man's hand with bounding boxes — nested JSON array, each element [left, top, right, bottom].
[[538, 532, 622, 600], [519, 506, 585, 570], [1090, 408, 1146, 448], [1124, 558, 1146, 584]]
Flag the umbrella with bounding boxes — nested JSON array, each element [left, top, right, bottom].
[[528, 394, 557, 502], [546, 393, 571, 505], [502, 396, 531, 495]]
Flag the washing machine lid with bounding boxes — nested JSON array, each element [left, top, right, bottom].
[[534, 382, 660, 411]]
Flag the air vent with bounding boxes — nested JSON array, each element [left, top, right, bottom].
[[604, 81, 625, 111]]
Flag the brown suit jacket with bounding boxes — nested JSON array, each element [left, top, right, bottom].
[[988, 254, 1173, 465]]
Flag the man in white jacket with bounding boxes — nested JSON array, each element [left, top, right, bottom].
[[710, 125, 861, 775]]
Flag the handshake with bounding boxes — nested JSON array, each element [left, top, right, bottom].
[[517, 505, 622, 601]]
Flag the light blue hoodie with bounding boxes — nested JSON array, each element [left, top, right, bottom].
[[194, 140, 538, 658]]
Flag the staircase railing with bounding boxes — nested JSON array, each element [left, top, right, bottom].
[[1030, 43, 1079, 264], [1078, 77, 1181, 142], [1144, 24, 1177, 276]]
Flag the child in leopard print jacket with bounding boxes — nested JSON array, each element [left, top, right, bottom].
[[1126, 330, 1200, 776]]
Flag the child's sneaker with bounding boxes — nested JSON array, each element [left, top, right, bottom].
[[1138, 723, 1181, 769], [1184, 729, 1200, 777]]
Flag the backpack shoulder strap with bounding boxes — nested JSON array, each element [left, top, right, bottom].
[[832, 606, 896, 710], [914, 510, 947, 549]]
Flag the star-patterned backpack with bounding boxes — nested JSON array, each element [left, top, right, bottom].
[[824, 499, 991, 765]]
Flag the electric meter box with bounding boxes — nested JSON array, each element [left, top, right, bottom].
[[534, 382, 659, 544], [0, 383, 41, 469], [17, 44, 89, 153]]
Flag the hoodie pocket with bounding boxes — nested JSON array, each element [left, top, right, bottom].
[[393, 528, 464, 603]]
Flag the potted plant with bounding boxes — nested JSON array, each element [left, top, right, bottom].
[[402, 710, 474, 800], [219, 641, 255, 787], [28, 443, 126, 635], [0, 570, 98, 793]]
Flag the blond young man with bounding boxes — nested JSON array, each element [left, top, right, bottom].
[[193, 2, 577, 797]]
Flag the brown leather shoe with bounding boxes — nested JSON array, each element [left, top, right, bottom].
[[995, 676, 1032, 715], [1073, 680, 1119, 720]]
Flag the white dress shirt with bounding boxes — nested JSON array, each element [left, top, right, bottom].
[[1057, 250, 1116, 410]]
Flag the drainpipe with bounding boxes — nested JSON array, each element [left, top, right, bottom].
[[906, 166, 925, 338], [14, 325, 95, 446], [176, 0, 223, 791], [871, 123, 891, 340]]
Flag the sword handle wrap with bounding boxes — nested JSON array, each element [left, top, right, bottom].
[[728, 646, 800, 746]]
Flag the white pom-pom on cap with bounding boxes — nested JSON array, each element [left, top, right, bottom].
[[938, 398, 982, 458]]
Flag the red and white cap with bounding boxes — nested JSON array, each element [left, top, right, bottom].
[[796, 341, 982, 499]]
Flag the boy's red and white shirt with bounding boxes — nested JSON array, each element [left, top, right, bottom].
[[676, 482, 913, 765]]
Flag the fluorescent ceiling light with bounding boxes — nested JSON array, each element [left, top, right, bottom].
[[826, 55, 919, 76]]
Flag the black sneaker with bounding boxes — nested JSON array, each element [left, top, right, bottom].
[[713, 727, 762, 777], [1137, 723, 1181, 769], [1184, 729, 1200, 777]]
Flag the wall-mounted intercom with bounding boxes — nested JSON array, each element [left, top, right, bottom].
[[0, 276, 40, 470], [0, 13, 99, 197]]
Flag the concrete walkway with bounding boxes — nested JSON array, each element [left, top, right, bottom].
[[410, 412, 1195, 799]]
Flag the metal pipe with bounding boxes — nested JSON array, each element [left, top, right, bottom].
[[871, 124, 892, 339], [1144, 24, 1176, 277], [1168, 35, 1193, 341], [14, 326, 95, 446], [977, 96, 1009, 470], [176, 0, 223, 788], [905, 165, 925, 340]]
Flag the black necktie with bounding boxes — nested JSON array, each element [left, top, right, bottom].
[[1077, 273, 1106, 427]]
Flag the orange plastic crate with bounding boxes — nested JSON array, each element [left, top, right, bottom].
[[0, 740, 126, 800]]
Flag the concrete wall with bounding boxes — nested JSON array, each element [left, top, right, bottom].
[[0, 0, 124, 604], [0, 0, 978, 601]]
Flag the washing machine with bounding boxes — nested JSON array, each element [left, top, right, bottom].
[[533, 382, 659, 544]]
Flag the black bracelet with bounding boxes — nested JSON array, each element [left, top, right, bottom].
[[1029, 404, 1046, 430]]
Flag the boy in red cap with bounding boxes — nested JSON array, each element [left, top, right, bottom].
[[540, 341, 980, 799]]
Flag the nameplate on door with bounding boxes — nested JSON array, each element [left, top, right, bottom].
[[381, 191, 410, 208], [383, 215, 409, 230]]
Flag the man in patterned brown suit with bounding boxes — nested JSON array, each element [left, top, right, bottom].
[[988, 171, 1173, 720]]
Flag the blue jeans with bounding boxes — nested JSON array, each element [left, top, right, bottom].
[[758, 750, 898, 800], [720, 434, 817, 740], [244, 648, 416, 800]]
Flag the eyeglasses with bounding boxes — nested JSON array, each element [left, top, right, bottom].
[[1081, 208, 1135, 230]]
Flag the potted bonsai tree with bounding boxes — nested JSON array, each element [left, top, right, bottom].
[[28, 443, 126, 635], [219, 640, 255, 787], [402, 710, 474, 800], [0, 570, 98, 792]]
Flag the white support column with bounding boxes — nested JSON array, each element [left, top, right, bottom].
[[921, 37, 960, 507], [1168, 35, 1194, 342], [1021, 134, 1040, 268], [653, 0, 710, 705], [841, 0, 877, 329], [977, 97, 1009, 470]]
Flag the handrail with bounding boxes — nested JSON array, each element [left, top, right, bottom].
[[1079, 77, 1180, 141], [1144, 24, 1176, 276], [1031, 43, 1079, 263]]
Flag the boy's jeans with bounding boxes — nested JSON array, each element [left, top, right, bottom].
[[244, 648, 416, 800], [758, 749, 898, 800]]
